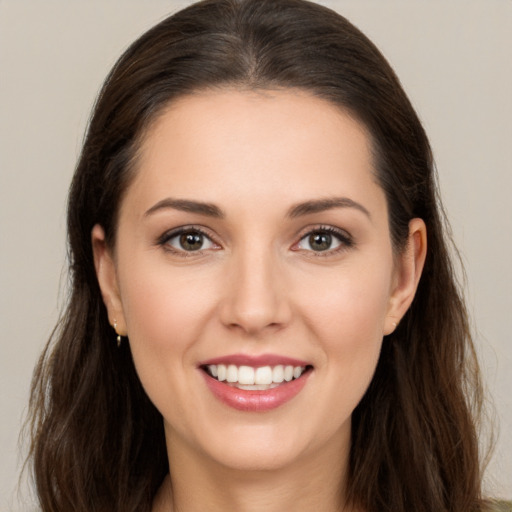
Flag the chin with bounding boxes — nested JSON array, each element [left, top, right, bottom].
[[195, 419, 344, 474], [208, 441, 305, 473]]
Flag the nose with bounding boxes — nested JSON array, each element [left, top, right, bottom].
[[219, 245, 291, 336]]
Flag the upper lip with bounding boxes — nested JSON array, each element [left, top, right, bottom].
[[198, 353, 312, 368]]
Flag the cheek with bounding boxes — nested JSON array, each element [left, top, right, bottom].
[[320, 293, 385, 387], [116, 259, 222, 432], [116, 257, 219, 408], [299, 260, 392, 346], [119, 259, 216, 350], [297, 262, 392, 406]]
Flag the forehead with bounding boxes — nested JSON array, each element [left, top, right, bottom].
[[126, 89, 384, 216]]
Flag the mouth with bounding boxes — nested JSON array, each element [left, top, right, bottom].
[[199, 359, 313, 411], [202, 364, 312, 390]]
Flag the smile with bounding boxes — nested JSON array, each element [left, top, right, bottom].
[[199, 357, 313, 412], [205, 364, 307, 390]]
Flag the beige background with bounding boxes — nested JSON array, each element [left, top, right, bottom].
[[1, 0, 511, 509]]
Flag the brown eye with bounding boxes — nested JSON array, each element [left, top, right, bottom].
[[164, 229, 216, 252], [179, 232, 205, 251], [296, 228, 349, 253], [308, 232, 332, 251]]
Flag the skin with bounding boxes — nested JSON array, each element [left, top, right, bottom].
[[93, 89, 426, 512]]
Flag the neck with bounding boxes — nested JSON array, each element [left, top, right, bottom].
[[153, 428, 354, 512]]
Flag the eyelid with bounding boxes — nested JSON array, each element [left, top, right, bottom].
[[292, 225, 354, 255], [156, 223, 353, 256], [157, 225, 221, 254]]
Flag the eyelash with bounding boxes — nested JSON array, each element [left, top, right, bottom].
[[294, 225, 354, 256], [156, 224, 354, 257], [157, 226, 219, 257]]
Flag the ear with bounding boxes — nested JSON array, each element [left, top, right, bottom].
[[384, 218, 427, 335], [91, 224, 127, 336]]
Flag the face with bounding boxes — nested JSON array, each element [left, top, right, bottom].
[[93, 89, 424, 475]]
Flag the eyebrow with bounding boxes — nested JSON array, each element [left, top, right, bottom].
[[143, 196, 370, 220], [287, 197, 371, 219], [144, 198, 225, 218]]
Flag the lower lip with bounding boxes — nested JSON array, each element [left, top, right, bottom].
[[202, 370, 311, 412]]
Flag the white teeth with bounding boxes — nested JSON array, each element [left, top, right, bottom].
[[226, 364, 238, 383], [255, 366, 273, 385], [238, 366, 255, 385], [284, 365, 294, 382], [237, 383, 281, 390], [206, 363, 307, 386], [217, 364, 227, 382], [272, 365, 284, 383]]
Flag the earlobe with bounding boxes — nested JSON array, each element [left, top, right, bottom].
[[91, 224, 127, 336], [384, 218, 427, 335]]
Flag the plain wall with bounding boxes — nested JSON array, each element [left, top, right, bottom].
[[1, 1, 510, 509]]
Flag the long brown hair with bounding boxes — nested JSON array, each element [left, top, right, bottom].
[[28, 0, 486, 510]]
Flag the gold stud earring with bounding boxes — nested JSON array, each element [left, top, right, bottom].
[[114, 320, 122, 348], [387, 320, 398, 335]]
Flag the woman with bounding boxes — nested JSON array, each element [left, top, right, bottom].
[[27, 0, 503, 511]]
